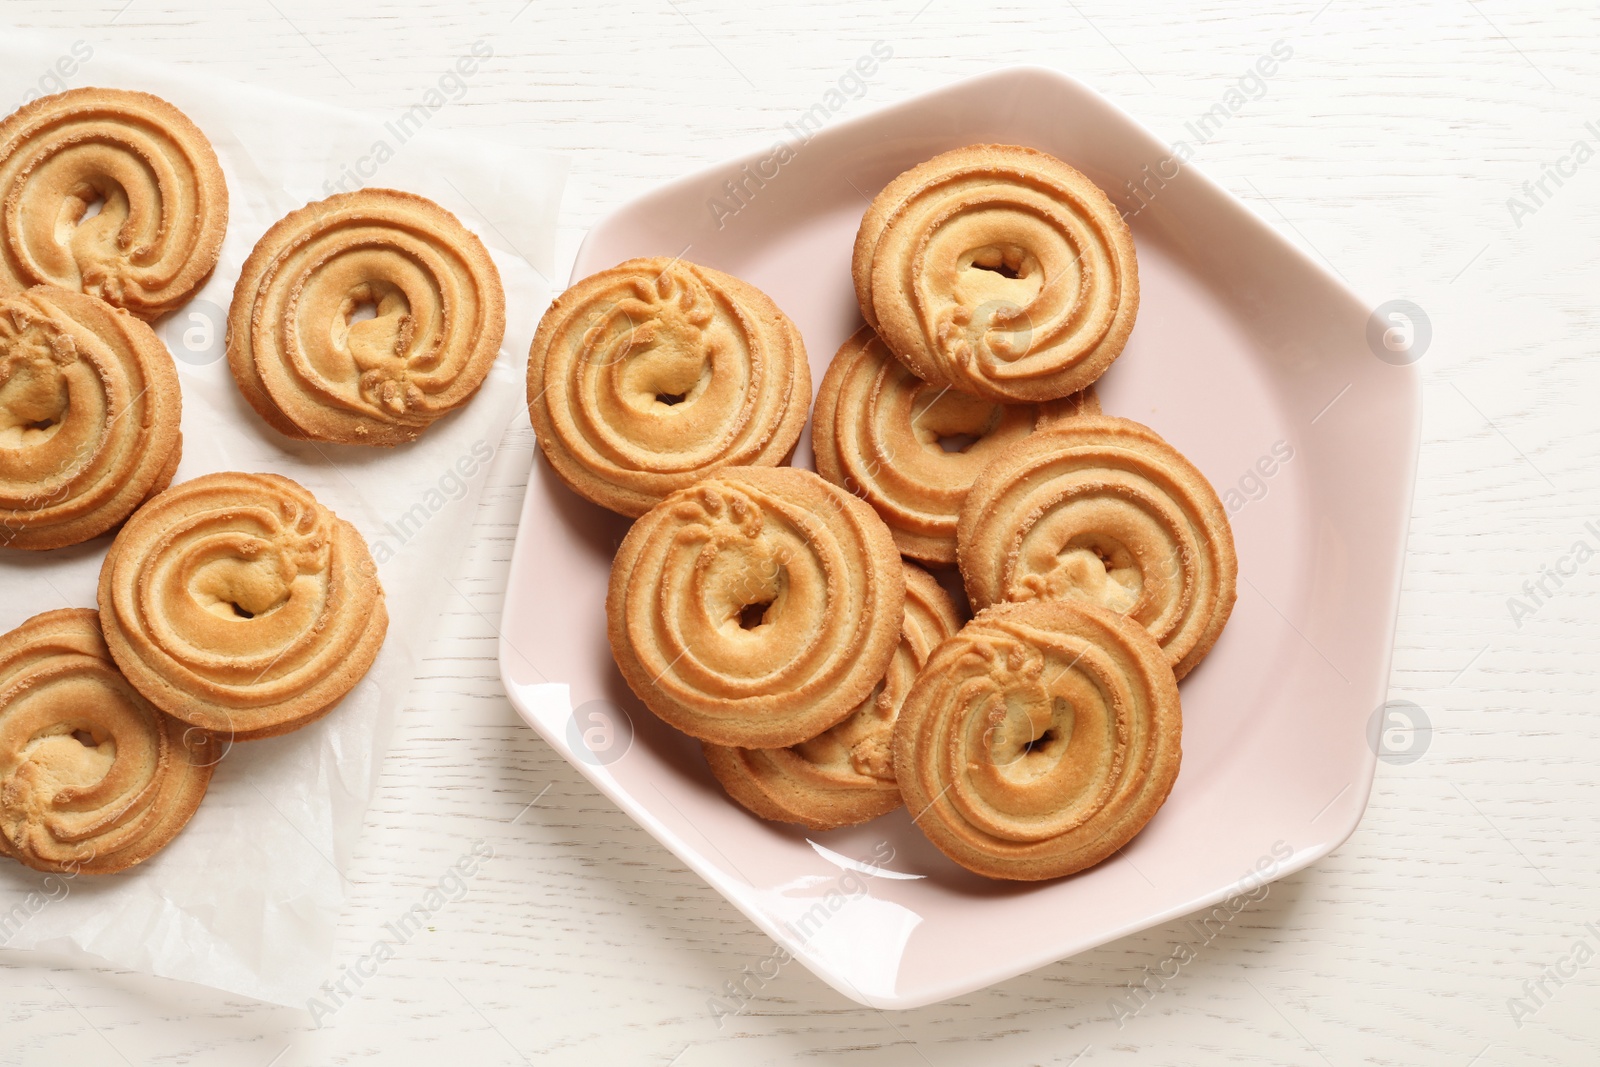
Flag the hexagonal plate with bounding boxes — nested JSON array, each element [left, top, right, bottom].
[[500, 66, 1419, 1009]]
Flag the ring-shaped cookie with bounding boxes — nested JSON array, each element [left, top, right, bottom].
[[894, 600, 1181, 881], [812, 324, 1097, 563], [0, 88, 227, 318], [607, 467, 904, 748], [98, 471, 388, 740], [529, 257, 811, 517], [854, 144, 1138, 403], [958, 415, 1236, 679], [0, 286, 182, 550], [0, 608, 218, 874], [228, 188, 506, 446], [702, 562, 959, 830]]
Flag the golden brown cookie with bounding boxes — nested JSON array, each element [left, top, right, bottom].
[[0, 286, 182, 550], [811, 324, 1098, 563], [894, 599, 1181, 881], [702, 562, 960, 830], [607, 467, 904, 748], [958, 416, 1236, 680], [0, 87, 227, 319], [853, 144, 1138, 403], [528, 257, 811, 517], [98, 471, 388, 741], [0, 608, 219, 875], [227, 188, 505, 446]]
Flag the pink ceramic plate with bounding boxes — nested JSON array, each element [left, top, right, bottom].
[[499, 66, 1420, 1009]]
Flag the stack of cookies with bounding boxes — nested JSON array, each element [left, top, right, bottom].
[[0, 83, 511, 874], [528, 144, 1238, 882]]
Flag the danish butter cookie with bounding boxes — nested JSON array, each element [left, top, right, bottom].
[[958, 416, 1236, 679], [607, 467, 904, 748], [812, 324, 1097, 563], [529, 258, 811, 516], [894, 600, 1181, 881], [228, 189, 505, 446], [702, 562, 960, 830], [0, 286, 181, 550], [99, 471, 388, 740], [0, 608, 218, 875], [853, 144, 1138, 403], [0, 88, 227, 318]]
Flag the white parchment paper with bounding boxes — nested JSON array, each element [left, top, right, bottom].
[[0, 32, 567, 1004]]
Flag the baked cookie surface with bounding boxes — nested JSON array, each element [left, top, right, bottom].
[[607, 466, 904, 748], [958, 415, 1236, 679], [0, 87, 227, 318], [894, 599, 1181, 881], [529, 257, 811, 517], [812, 324, 1097, 563], [0, 608, 218, 874], [853, 144, 1137, 403], [227, 188, 505, 446], [702, 562, 960, 830], [98, 471, 388, 740], [0, 286, 182, 550]]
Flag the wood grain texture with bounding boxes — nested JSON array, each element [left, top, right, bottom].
[[3, 1, 1598, 1064]]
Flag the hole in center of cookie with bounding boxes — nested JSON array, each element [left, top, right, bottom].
[[973, 260, 1021, 280], [27, 418, 56, 431], [655, 391, 687, 406], [192, 556, 293, 621], [1039, 541, 1143, 615], [968, 246, 1028, 280], [738, 601, 773, 629], [913, 386, 1001, 456], [56, 184, 116, 248], [71, 729, 97, 747], [347, 299, 379, 325], [1024, 727, 1057, 755], [936, 431, 982, 453]]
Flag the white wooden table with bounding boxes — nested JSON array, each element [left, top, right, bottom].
[[5, 2, 1597, 1064]]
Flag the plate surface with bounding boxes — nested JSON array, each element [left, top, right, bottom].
[[499, 66, 1420, 1009]]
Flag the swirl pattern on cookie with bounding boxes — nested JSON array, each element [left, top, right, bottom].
[[529, 257, 811, 516], [0, 286, 181, 550], [607, 467, 904, 748], [894, 600, 1181, 881], [853, 144, 1138, 403], [98, 472, 388, 740], [0, 88, 227, 319], [228, 189, 506, 446], [812, 324, 1098, 563], [702, 562, 960, 830], [958, 416, 1236, 679], [0, 608, 218, 874]]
